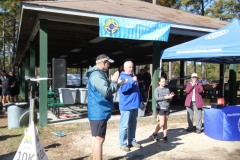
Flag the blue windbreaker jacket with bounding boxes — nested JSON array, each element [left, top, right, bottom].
[[86, 66, 118, 120], [118, 72, 141, 111]]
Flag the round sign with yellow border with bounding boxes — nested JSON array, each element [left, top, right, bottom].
[[104, 19, 119, 34]]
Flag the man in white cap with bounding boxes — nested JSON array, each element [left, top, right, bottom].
[[184, 73, 204, 134], [86, 54, 120, 160]]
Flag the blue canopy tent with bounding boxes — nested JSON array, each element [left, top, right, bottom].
[[161, 19, 240, 64], [161, 19, 240, 104], [161, 19, 240, 141]]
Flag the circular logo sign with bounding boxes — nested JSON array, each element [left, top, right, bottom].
[[104, 19, 119, 34], [24, 136, 32, 144], [205, 29, 229, 40]]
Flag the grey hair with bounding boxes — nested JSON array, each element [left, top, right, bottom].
[[123, 61, 133, 69]]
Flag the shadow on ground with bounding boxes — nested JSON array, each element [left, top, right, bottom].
[[0, 151, 15, 160], [0, 134, 22, 141], [109, 128, 187, 160]]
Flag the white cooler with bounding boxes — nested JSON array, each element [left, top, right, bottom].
[[58, 88, 78, 104], [79, 88, 88, 104]]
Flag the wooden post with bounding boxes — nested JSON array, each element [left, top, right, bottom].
[[39, 19, 48, 127], [30, 42, 36, 98], [180, 61, 184, 98], [152, 42, 161, 117], [228, 64, 237, 105], [25, 52, 30, 102]]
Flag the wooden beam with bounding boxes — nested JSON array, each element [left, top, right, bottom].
[[30, 42, 36, 98], [39, 19, 48, 127], [151, 42, 161, 117]]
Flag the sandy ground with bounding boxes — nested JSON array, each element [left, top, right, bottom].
[[1, 108, 240, 160], [67, 119, 240, 160]]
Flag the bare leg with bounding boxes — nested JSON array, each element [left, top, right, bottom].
[[154, 115, 165, 134], [6, 95, 9, 103], [154, 115, 161, 134], [163, 115, 169, 137], [10, 95, 13, 102], [92, 137, 95, 157], [2, 95, 6, 106], [92, 135, 105, 160], [159, 115, 165, 129]]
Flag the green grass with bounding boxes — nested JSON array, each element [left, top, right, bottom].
[[0, 114, 86, 158]]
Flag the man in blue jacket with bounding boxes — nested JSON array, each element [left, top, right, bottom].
[[86, 54, 119, 160], [118, 61, 142, 152]]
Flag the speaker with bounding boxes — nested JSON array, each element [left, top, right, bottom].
[[52, 58, 66, 92]]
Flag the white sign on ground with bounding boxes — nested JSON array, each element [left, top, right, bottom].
[[13, 122, 48, 160]]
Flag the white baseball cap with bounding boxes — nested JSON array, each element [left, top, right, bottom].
[[191, 73, 198, 78], [96, 54, 114, 63]]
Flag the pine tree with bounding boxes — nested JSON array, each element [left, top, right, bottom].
[[205, 0, 240, 21], [0, 0, 21, 70]]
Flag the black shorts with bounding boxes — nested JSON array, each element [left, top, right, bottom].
[[1, 88, 10, 96], [159, 109, 170, 116], [90, 120, 107, 137]]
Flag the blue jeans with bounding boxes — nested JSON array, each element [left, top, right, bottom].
[[119, 109, 138, 147]]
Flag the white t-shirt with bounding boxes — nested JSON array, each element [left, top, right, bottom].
[[191, 82, 196, 102]]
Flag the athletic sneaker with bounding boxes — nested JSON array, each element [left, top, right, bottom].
[[196, 129, 202, 134], [130, 142, 142, 148], [1, 108, 6, 112], [163, 136, 168, 143], [150, 133, 158, 141], [120, 145, 130, 152], [185, 127, 193, 132]]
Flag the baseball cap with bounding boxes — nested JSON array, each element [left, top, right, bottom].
[[191, 73, 198, 78], [96, 54, 114, 63]]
